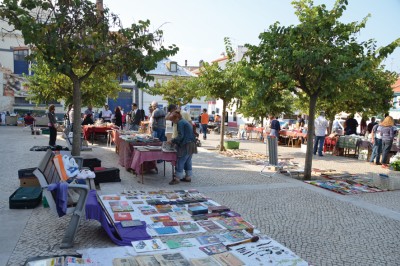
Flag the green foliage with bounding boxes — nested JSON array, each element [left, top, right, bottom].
[[245, 0, 399, 179], [0, 0, 178, 155], [25, 54, 121, 107], [390, 160, 400, 171], [148, 76, 200, 106]]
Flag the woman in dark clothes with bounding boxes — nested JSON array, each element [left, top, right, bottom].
[[114, 106, 123, 129], [47, 104, 57, 147]]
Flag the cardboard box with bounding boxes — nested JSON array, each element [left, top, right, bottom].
[[18, 168, 40, 187]]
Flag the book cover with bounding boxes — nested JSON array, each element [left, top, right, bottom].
[[154, 226, 178, 235], [112, 257, 139, 266], [179, 222, 200, 232], [103, 195, 120, 200], [196, 234, 223, 245], [197, 220, 224, 231], [199, 243, 228, 255], [120, 220, 144, 228], [110, 201, 134, 212], [150, 215, 173, 223], [114, 212, 132, 221], [188, 206, 208, 215], [153, 252, 191, 266], [162, 221, 179, 227], [208, 205, 230, 213], [220, 230, 253, 244], [216, 217, 248, 231], [132, 239, 167, 253], [190, 257, 221, 266], [212, 252, 245, 266], [165, 238, 195, 249]]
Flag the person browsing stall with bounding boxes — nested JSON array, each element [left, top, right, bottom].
[[369, 123, 382, 165], [380, 116, 397, 168], [313, 111, 329, 156], [166, 104, 192, 138], [127, 103, 142, 131], [269, 116, 281, 138], [167, 111, 197, 185]]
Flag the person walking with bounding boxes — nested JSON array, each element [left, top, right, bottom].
[[380, 116, 397, 168], [168, 111, 197, 185], [200, 108, 209, 140], [102, 104, 112, 123], [313, 111, 329, 157], [369, 123, 382, 165], [48, 104, 58, 147]]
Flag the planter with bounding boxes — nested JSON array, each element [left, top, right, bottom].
[[224, 140, 240, 149]]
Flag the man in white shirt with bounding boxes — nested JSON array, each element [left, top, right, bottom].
[[313, 111, 329, 156], [102, 104, 112, 123]]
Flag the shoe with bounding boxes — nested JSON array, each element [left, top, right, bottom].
[[169, 178, 180, 185], [180, 177, 191, 182], [318, 154, 324, 157], [375, 162, 382, 165], [381, 164, 389, 169]]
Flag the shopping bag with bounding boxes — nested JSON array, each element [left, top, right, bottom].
[[53, 154, 69, 181], [62, 155, 80, 178]]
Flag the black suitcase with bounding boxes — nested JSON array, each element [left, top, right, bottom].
[[93, 167, 120, 185], [83, 158, 102, 171], [9, 187, 42, 209]]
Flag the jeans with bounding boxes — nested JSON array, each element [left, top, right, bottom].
[[369, 138, 382, 163], [154, 128, 166, 141], [201, 124, 208, 139], [175, 153, 193, 179], [381, 139, 393, 164], [313, 136, 325, 155]]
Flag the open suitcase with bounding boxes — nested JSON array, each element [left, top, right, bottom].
[[9, 187, 42, 209]]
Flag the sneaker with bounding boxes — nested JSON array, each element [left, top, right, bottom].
[[169, 179, 180, 185]]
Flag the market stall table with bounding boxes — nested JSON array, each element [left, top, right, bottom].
[[131, 148, 177, 184], [83, 125, 117, 145]]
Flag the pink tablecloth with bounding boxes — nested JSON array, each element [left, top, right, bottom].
[[118, 139, 162, 171], [131, 150, 177, 183]]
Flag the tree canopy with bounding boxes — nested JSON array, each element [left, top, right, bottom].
[[0, 0, 178, 155], [149, 76, 200, 107], [246, 0, 399, 179]]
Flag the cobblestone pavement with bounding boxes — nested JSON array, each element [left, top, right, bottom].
[[1, 126, 400, 265]]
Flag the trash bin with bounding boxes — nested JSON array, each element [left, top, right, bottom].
[[224, 141, 240, 149]]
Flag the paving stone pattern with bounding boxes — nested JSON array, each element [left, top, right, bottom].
[[1, 126, 400, 265]]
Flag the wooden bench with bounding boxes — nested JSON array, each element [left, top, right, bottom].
[[33, 149, 89, 249]]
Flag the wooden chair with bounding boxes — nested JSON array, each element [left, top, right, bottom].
[[33, 150, 89, 248]]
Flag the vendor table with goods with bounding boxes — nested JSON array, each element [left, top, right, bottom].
[[118, 133, 162, 169], [82, 124, 118, 145], [279, 130, 307, 147], [81, 189, 308, 266]]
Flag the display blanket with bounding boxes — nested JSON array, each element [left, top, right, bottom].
[[305, 180, 384, 194], [79, 189, 308, 265]]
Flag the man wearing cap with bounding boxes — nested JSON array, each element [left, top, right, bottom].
[[166, 104, 192, 138], [313, 111, 329, 157]]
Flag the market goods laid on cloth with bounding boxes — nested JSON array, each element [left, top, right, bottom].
[[79, 189, 308, 265]]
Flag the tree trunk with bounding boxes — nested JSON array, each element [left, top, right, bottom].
[[219, 99, 227, 151], [303, 93, 318, 180], [72, 78, 82, 156]]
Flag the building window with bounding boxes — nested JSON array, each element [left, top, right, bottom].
[[233, 112, 237, 122], [166, 61, 177, 72]]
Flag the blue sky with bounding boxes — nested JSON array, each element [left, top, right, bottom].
[[103, 0, 400, 73]]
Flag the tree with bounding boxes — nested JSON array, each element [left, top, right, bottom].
[[0, 0, 178, 155], [149, 76, 200, 107], [25, 54, 121, 107], [194, 38, 245, 151], [237, 61, 295, 125], [246, 0, 399, 179]]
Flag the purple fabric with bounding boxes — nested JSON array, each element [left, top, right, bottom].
[[48, 182, 69, 217], [85, 190, 151, 246]]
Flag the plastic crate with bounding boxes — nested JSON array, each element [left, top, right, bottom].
[[224, 141, 240, 149]]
